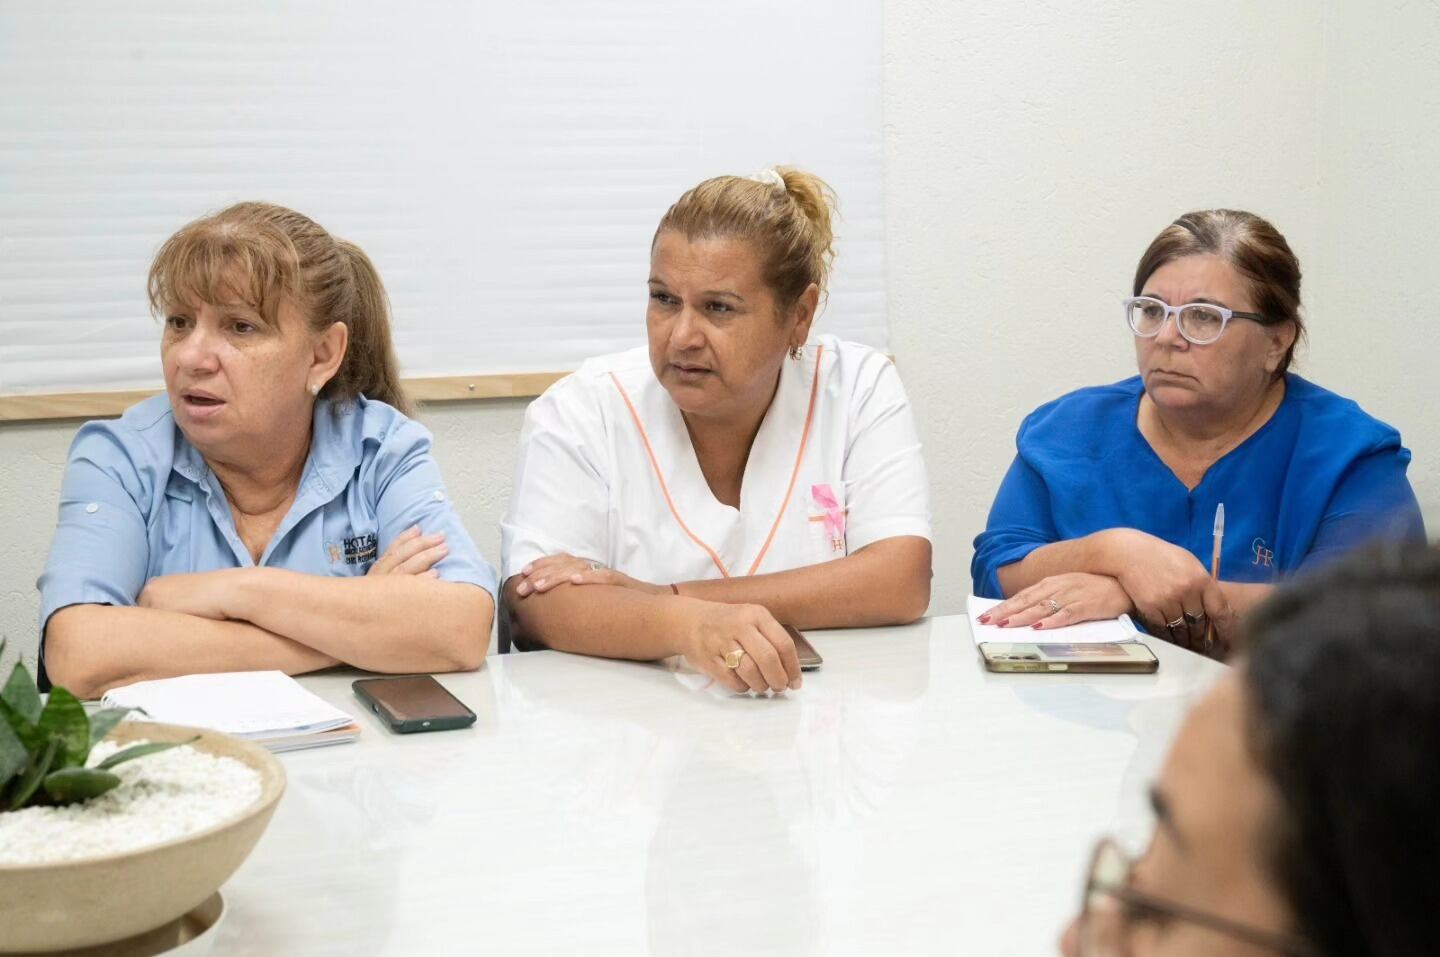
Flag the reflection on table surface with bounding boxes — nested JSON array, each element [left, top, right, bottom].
[[215, 616, 1225, 956]]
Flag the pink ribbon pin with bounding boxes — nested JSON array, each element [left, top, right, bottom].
[[811, 483, 845, 550]]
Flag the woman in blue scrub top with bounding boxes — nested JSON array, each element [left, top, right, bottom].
[[973, 209, 1423, 654], [38, 202, 497, 697]]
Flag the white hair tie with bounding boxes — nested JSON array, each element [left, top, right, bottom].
[[748, 168, 786, 192]]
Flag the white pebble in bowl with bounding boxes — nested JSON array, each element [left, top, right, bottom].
[[0, 742, 262, 866]]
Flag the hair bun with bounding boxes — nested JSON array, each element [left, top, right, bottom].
[[747, 168, 787, 192]]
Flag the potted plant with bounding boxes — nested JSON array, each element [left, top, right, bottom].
[[0, 642, 193, 809], [0, 642, 287, 953]]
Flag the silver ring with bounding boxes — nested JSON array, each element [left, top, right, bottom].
[[1044, 599, 1062, 615], [1166, 615, 1186, 630], [1184, 611, 1205, 625], [588, 560, 604, 571]]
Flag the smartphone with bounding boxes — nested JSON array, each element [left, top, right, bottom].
[[352, 675, 477, 733], [979, 641, 1158, 674], [784, 625, 823, 670]]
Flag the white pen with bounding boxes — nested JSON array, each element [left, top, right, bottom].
[[1205, 503, 1224, 653]]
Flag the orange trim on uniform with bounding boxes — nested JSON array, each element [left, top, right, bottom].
[[746, 346, 824, 575], [610, 372, 733, 578], [609, 344, 826, 579]]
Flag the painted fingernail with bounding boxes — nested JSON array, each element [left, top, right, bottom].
[[978, 614, 991, 623], [997, 619, 1010, 627], [1032, 622, 1043, 630]]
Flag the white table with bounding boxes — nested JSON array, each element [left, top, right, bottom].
[[213, 616, 1226, 956]]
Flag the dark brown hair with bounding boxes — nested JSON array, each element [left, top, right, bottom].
[[1244, 541, 1440, 955], [148, 202, 413, 415], [1133, 209, 1305, 375], [654, 167, 836, 310]]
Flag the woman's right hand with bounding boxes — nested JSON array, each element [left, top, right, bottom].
[[368, 526, 448, 577], [1104, 529, 1235, 650], [677, 601, 803, 695]]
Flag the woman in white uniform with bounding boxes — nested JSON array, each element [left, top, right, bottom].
[[502, 167, 931, 696]]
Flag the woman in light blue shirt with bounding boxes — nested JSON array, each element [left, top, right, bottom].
[[38, 202, 496, 696], [974, 210, 1423, 654]]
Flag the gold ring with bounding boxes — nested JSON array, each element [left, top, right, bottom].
[[1167, 615, 1186, 630], [723, 648, 746, 669], [1045, 599, 1062, 615]]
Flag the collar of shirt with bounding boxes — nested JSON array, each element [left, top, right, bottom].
[[168, 399, 362, 564]]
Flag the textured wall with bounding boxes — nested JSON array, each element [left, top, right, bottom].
[[885, 0, 1437, 615], [1304, 0, 1440, 513], [3, 1, 1437, 679]]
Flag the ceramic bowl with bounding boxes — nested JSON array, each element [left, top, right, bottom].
[[0, 724, 284, 953]]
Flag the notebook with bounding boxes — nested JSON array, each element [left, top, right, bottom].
[[101, 671, 360, 753], [967, 594, 1143, 646]]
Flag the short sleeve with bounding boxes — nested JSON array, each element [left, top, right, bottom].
[[1299, 444, 1426, 572], [371, 418, 498, 599], [500, 378, 611, 581], [37, 423, 153, 636], [842, 356, 932, 552], [970, 449, 1059, 599]]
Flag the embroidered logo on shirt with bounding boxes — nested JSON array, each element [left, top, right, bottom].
[[1251, 538, 1274, 567], [326, 532, 378, 566]]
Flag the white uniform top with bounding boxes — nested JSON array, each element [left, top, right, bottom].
[[501, 335, 931, 586]]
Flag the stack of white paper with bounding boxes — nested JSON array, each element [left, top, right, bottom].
[[967, 595, 1143, 646], [102, 671, 359, 753]]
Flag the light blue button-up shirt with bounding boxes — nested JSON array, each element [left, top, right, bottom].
[[37, 394, 496, 687]]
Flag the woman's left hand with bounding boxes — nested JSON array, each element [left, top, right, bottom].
[[979, 572, 1133, 630], [138, 571, 243, 620], [512, 553, 668, 598]]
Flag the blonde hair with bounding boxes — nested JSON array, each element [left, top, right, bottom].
[[655, 166, 837, 310], [147, 202, 413, 415]]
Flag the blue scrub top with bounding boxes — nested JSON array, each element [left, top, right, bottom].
[[37, 394, 497, 688], [971, 375, 1424, 598]]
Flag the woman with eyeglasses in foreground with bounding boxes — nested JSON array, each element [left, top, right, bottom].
[[1062, 540, 1440, 956], [973, 210, 1423, 654]]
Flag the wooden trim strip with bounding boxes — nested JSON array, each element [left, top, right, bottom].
[[0, 372, 571, 423]]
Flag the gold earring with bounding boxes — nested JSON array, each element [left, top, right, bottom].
[[789, 345, 803, 360]]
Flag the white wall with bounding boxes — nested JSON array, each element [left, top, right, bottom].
[[3, 0, 1437, 677]]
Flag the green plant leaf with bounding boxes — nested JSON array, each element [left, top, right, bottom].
[[41, 766, 122, 804], [8, 737, 59, 810], [0, 716, 25, 789], [1, 660, 42, 726], [36, 687, 91, 770], [95, 736, 198, 771], [88, 707, 133, 746], [0, 696, 42, 752]]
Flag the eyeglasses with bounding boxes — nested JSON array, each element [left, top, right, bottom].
[[1076, 837, 1316, 957], [1123, 296, 1268, 345]]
